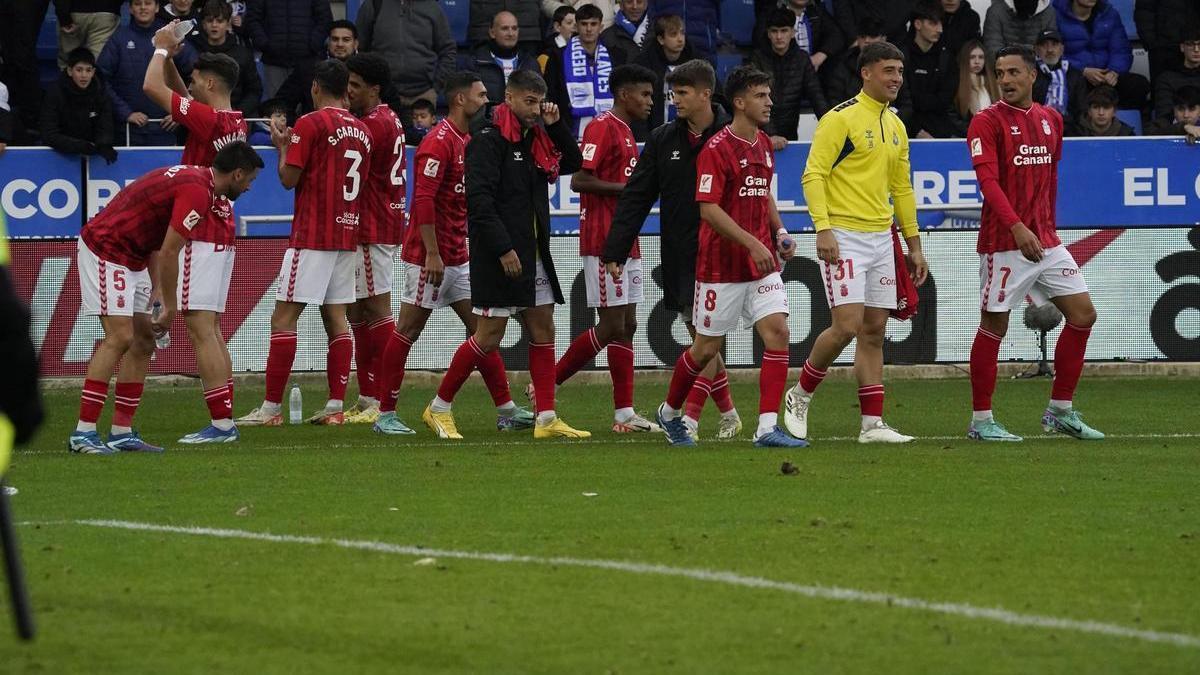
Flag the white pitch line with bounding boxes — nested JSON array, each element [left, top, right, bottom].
[[27, 518, 1200, 650]]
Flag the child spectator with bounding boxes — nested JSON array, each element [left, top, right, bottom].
[[39, 47, 118, 161], [633, 14, 692, 135], [1076, 85, 1134, 136], [1147, 85, 1200, 142]]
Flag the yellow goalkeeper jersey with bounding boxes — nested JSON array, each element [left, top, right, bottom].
[[801, 90, 919, 238]]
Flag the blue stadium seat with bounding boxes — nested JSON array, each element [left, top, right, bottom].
[[721, 0, 755, 47], [715, 53, 742, 86], [1110, 0, 1137, 40], [440, 0, 470, 48], [1116, 109, 1142, 135]]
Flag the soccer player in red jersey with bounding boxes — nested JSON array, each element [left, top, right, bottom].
[[341, 53, 404, 424], [654, 66, 805, 448], [372, 72, 534, 436], [67, 143, 263, 454], [238, 60, 373, 427], [966, 45, 1103, 441], [551, 64, 661, 433], [144, 22, 249, 442]]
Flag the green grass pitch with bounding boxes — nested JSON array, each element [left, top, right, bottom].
[[3, 375, 1199, 673]]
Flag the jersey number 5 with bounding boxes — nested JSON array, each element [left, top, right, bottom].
[[344, 149, 363, 201]]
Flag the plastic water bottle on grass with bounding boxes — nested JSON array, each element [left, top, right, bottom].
[[289, 386, 303, 425]]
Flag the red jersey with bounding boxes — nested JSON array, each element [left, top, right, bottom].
[[287, 107, 372, 250], [172, 93, 248, 245], [359, 104, 406, 245], [402, 118, 469, 267], [81, 165, 216, 271], [967, 101, 1063, 254], [693, 127, 778, 283], [578, 111, 640, 258]]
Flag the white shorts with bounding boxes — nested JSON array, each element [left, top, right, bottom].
[[473, 260, 554, 318], [400, 261, 471, 309], [583, 256, 643, 308], [77, 238, 152, 317], [821, 229, 897, 310], [980, 245, 1088, 312], [276, 248, 357, 305], [692, 272, 789, 337], [179, 241, 235, 313], [354, 243, 397, 300]]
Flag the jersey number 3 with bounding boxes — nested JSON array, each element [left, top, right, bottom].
[[344, 149, 363, 201]]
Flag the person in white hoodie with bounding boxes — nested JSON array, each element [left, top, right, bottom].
[[982, 0, 1057, 58]]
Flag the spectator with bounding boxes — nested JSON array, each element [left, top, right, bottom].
[[822, 17, 888, 103], [98, 0, 197, 146], [1153, 26, 1200, 122], [56, 0, 124, 68], [982, 0, 1057, 59], [1146, 85, 1200, 141], [650, 0, 721, 60], [471, 1, 543, 53], [548, 6, 577, 53], [748, 8, 829, 146], [1054, 0, 1150, 111], [542, 1, 613, 30], [245, 0, 332, 97], [0, 0, 51, 132], [1033, 29, 1086, 133], [939, 0, 982, 59], [899, 2, 959, 138], [1134, 0, 1200, 82], [953, 39, 997, 131], [833, 0, 917, 45], [356, 0, 455, 115], [471, 11, 540, 103], [601, 0, 650, 66], [0, 81, 12, 155], [544, 4, 613, 137], [408, 98, 438, 144], [276, 20, 358, 115], [633, 14, 693, 132], [158, 0, 203, 42], [39, 47, 118, 160], [1076, 85, 1134, 135], [784, 0, 844, 70], [195, 0, 261, 116], [248, 96, 288, 145]]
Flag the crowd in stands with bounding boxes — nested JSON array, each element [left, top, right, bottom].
[[0, 0, 1198, 157]]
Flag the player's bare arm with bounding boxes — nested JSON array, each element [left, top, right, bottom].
[[571, 170, 624, 197], [153, 228, 187, 335], [698, 202, 774, 275], [767, 199, 795, 261], [142, 23, 183, 112]]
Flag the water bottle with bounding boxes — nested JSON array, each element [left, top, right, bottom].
[[289, 386, 303, 425], [171, 19, 196, 41], [151, 301, 171, 349]]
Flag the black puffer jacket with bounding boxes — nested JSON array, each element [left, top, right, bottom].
[[747, 43, 829, 140], [39, 71, 114, 154], [899, 36, 959, 138], [245, 0, 332, 66]]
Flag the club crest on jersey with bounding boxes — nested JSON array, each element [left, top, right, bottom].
[[739, 158, 748, 168], [971, 137, 983, 157], [865, 129, 875, 148], [1042, 119, 1052, 135], [423, 158, 441, 177], [582, 143, 597, 161], [178, 97, 190, 115], [182, 209, 201, 230], [1010, 126, 1021, 135], [893, 132, 900, 145], [698, 174, 713, 194]]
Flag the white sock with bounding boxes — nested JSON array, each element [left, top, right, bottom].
[[110, 425, 132, 436], [1049, 399, 1072, 411], [496, 400, 517, 414], [75, 421, 97, 433], [325, 399, 343, 412], [614, 407, 635, 423], [359, 396, 379, 408], [660, 403, 680, 420], [861, 415, 882, 431], [262, 401, 282, 415], [972, 410, 993, 423], [757, 412, 778, 436], [212, 418, 235, 431], [536, 410, 556, 425], [430, 396, 452, 413]]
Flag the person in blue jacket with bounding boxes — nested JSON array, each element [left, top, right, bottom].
[[1053, 0, 1150, 110]]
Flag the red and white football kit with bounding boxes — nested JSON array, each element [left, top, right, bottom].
[[355, 103, 406, 300], [579, 110, 643, 308]]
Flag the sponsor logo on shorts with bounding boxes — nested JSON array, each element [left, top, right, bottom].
[[757, 281, 784, 294], [1062, 268, 1079, 276], [698, 174, 713, 194], [536, 276, 549, 286], [879, 277, 896, 286]]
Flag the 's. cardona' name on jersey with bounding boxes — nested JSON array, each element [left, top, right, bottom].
[[740, 175, 769, 197], [1014, 144, 1052, 166], [327, 125, 372, 151]]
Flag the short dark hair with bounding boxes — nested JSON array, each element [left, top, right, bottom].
[[765, 8, 797, 30], [329, 19, 358, 39], [856, 17, 886, 39], [858, 41, 905, 70], [654, 14, 684, 38], [724, 65, 771, 102], [1174, 85, 1200, 107], [259, 97, 290, 118], [994, 44, 1038, 71], [195, 52, 240, 92], [552, 5, 575, 24], [665, 58, 716, 91], [66, 47, 95, 68], [212, 141, 264, 173], [1182, 24, 1200, 44], [346, 52, 389, 88], [610, 64, 657, 95], [200, 0, 231, 22], [313, 59, 350, 97], [411, 98, 436, 115], [442, 70, 482, 100], [1087, 85, 1118, 109], [575, 3, 603, 23], [911, 0, 945, 23], [506, 68, 547, 96]]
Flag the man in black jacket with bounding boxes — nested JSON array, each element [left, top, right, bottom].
[[938, 0, 981, 61], [748, 8, 829, 146], [39, 48, 118, 162], [422, 70, 589, 441], [898, 2, 958, 138], [600, 0, 650, 66], [601, 59, 743, 440], [469, 11, 540, 104], [195, 0, 262, 116]]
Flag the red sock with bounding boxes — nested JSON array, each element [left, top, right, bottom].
[[226, 377, 234, 411], [378, 331, 414, 413], [366, 317, 394, 401], [858, 384, 884, 417], [608, 340, 635, 410], [684, 377, 712, 420], [265, 331, 298, 404], [529, 341, 556, 414], [112, 381, 143, 427], [79, 378, 108, 424], [970, 327, 1003, 411], [556, 327, 605, 385], [478, 349, 513, 407], [666, 350, 702, 410], [759, 350, 789, 415], [710, 369, 734, 413], [1051, 323, 1092, 402], [350, 321, 372, 398], [437, 337, 485, 403], [798, 359, 827, 394], [326, 332, 353, 402], [204, 384, 231, 421]]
